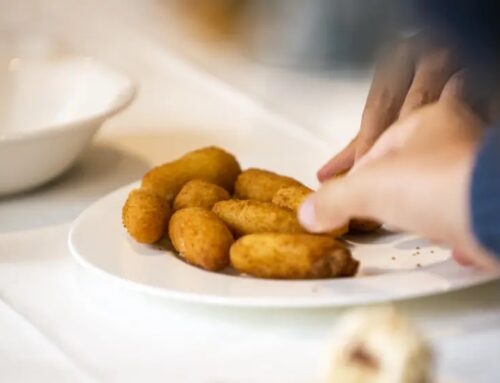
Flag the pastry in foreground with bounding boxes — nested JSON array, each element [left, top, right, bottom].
[[169, 207, 234, 271], [327, 306, 433, 383], [230, 233, 358, 279], [213, 199, 304, 236], [122, 188, 172, 244], [234, 168, 303, 202], [173, 179, 230, 211], [142, 146, 241, 202]]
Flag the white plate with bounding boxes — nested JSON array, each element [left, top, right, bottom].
[[69, 126, 498, 308], [69, 184, 498, 308]]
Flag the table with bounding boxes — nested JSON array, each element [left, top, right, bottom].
[[1, 4, 499, 382]]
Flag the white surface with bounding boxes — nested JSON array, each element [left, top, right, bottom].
[[0, 3, 500, 381], [3, 224, 500, 383], [0, 56, 136, 195], [70, 184, 497, 309]]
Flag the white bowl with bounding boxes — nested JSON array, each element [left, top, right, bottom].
[[0, 56, 136, 195]]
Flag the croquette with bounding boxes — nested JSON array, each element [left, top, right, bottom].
[[169, 207, 234, 271], [122, 188, 171, 244], [173, 179, 230, 211], [230, 233, 357, 279], [213, 199, 304, 236], [234, 168, 303, 202], [141, 146, 241, 202], [349, 218, 382, 233], [272, 185, 349, 238]]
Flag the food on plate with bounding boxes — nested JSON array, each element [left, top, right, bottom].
[[272, 185, 349, 238], [234, 168, 303, 202], [173, 179, 230, 211], [341, 256, 360, 277], [327, 307, 433, 383], [213, 199, 304, 236], [122, 188, 172, 244], [141, 146, 241, 202], [349, 218, 382, 233], [230, 233, 358, 279], [168, 207, 234, 271], [271, 184, 313, 211], [122, 145, 368, 278]]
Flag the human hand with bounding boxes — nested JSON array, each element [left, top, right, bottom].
[[300, 98, 499, 270], [318, 37, 461, 181]]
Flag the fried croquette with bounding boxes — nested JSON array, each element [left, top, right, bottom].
[[173, 179, 230, 211], [234, 168, 303, 202], [122, 145, 364, 278], [271, 184, 312, 211], [349, 218, 382, 233], [141, 146, 241, 202], [340, 255, 360, 277], [213, 199, 304, 236], [122, 188, 171, 244], [230, 233, 356, 279], [168, 207, 233, 271], [272, 185, 349, 238]]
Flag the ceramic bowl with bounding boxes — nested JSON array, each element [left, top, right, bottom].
[[0, 56, 136, 195]]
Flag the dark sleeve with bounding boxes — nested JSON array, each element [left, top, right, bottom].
[[470, 126, 500, 256]]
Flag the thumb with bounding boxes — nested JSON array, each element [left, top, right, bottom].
[[299, 161, 392, 233]]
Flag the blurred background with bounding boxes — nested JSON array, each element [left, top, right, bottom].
[[0, 0, 418, 142], [0, 0, 416, 65]]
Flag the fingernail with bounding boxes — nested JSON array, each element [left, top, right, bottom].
[[298, 197, 319, 231]]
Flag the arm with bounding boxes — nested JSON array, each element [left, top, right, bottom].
[[471, 126, 500, 255]]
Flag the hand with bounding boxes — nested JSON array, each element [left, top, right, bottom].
[[300, 98, 499, 270], [318, 36, 461, 181]]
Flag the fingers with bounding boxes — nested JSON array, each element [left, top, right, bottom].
[[452, 248, 500, 271], [486, 92, 500, 122], [440, 70, 467, 102], [353, 116, 419, 171], [317, 138, 356, 182], [358, 41, 415, 152], [300, 161, 393, 233], [399, 48, 458, 118], [298, 178, 357, 233], [301, 116, 445, 236], [353, 135, 378, 163], [452, 249, 474, 266], [442, 70, 497, 123], [318, 42, 415, 180], [320, 42, 462, 185]]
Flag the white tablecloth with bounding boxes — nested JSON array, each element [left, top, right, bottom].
[[1, 18, 500, 382]]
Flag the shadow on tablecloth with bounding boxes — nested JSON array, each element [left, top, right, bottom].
[[0, 143, 150, 233]]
